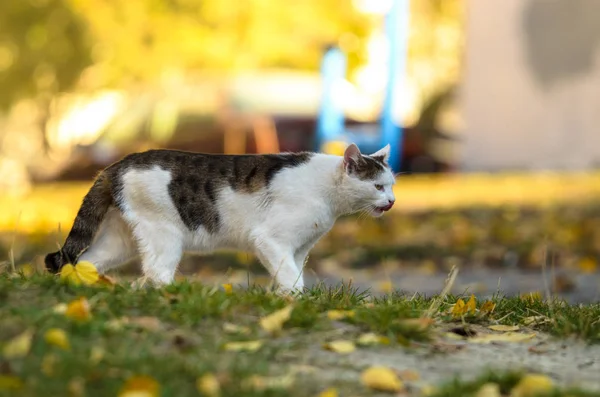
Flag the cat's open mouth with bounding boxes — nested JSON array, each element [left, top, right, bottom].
[[373, 202, 394, 215]]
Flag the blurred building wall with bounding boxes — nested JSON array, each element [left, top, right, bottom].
[[459, 0, 600, 171]]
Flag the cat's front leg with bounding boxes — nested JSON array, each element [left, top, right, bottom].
[[254, 239, 304, 294]]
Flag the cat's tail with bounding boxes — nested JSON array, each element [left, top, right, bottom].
[[45, 172, 114, 273]]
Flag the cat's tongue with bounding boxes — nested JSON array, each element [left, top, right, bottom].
[[376, 202, 394, 212]]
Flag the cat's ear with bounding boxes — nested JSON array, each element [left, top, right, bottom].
[[343, 143, 362, 173], [370, 144, 390, 165]]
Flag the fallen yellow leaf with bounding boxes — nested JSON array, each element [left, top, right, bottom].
[[510, 374, 553, 397], [467, 294, 476, 315], [522, 316, 550, 326], [2, 329, 33, 359], [451, 299, 467, 317], [480, 301, 496, 315], [242, 374, 294, 391], [52, 303, 68, 314], [361, 366, 403, 392], [196, 373, 220, 397], [476, 383, 501, 397], [59, 261, 99, 286], [378, 280, 394, 294], [41, 354, 58, 376], [90, 346, 105, 364], [223, 323, 251, 335], [520, 292, 542, 303], [326, 310, 355, 321], [357, 333, 390, 346], [44, 328, 70, 350], [260, 305, 293, 334], [318, 387, 339, 397], [222, 284, 233, 294], [65, 297, 92, 322], [118, 375, 160, 397], [469, 332, 536, 344], [0, 375, 23, 391], [222, 340, 263, 352], [323, 340, 356, 354], [488, 325, 520, 332], [19, 263, 35, 277]]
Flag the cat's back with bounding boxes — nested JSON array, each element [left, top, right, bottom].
[[110, 149, 317, 238]]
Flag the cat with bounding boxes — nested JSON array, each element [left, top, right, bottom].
[[45, 143, 396, 293]]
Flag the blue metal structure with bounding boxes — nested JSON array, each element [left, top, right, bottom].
[[315, 0, 410, 173]]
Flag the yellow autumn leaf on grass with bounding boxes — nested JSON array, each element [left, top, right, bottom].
[[326, 310, 355, 321], [2, 329, 33, 359], [510, 374, 553, 397], [451, 298, 466, 317], [223, 323, 251, 335], [0, 375, 23, 391], [196, 373, 220, 397], [522, 316, 550, 326], [361, 366, 403, 392], [480, 300, 496, 315], [118, 375, 160, 397], [488, 325, 520, 332], [65, 297, 92, 322], [44, 328, 70, 350], [260, 305, 293, 334], [323, 340, 356, 354], [318, 387, 338, 397], [476, 383, 501, 397], [466, 294, 476, 315], [222, 284, 233, 294], [60, 261, 99, 286], [357, 333, 390, 346], [223, 340, 263, 352], [469, 332, 536, 344]]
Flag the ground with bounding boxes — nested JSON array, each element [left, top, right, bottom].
[[2, 172, 600, 396], [1, 273, 600, 397]]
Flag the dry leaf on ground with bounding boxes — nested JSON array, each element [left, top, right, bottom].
[[260, 305, 294, 334], [488, 325, 520, 332], [326, 310, 355, 321], [44, 328, 70, 350], [466, 294, 476, 315], [361, 366, 403, 392], [451, 299, 466, 317], [323, 340, 356, 354], [59, 261, 99, 286], [476, 383, 501, 397], [357, 333, 390, 346], [469, 332, 536, 344], [510, 374, 553, 397], [242, 374, 294, 391], [2, 329, 33, 359], [223, 323, 251, 335], [65, 297, 92, 322], [196, 373, 220, 397], [480, 301, 496, 315], [318, 387, 339, 397], [0, 375, 23, 391], [119, 376, 160, 397], [222, 340, 263, 352], [522, 316, 550, 326]]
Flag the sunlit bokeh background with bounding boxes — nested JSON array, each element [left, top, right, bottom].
[[1, 0, 599, 302]]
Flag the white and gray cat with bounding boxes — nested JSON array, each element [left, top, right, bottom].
[[45, 143, 396, 293]]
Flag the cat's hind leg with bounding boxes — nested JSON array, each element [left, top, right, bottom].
[[130, 221, 183, 286], [78, 207, 138, 273]]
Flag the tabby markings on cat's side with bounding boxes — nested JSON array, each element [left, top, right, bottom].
[[45, 143, 396, 293]]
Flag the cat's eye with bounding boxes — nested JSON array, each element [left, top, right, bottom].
[[374, 184, 384, 191]]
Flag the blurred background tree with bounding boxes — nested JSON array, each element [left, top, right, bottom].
[[0, 0, 92, 152]]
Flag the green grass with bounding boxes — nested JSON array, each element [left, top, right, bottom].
[[1, 274, 600, 396], [430, 371, 600, 397]]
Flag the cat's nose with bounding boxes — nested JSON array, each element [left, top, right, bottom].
[[387, 199, 395, 209]]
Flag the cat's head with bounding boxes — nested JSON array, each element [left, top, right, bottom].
[[340, 143, 396, 217]]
